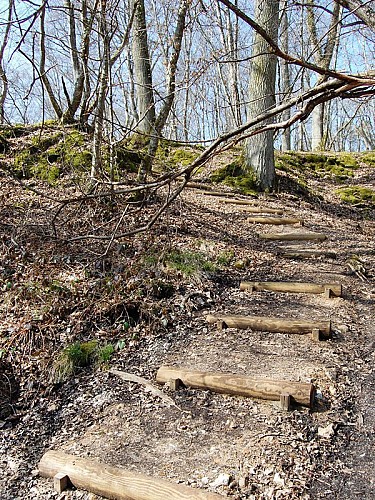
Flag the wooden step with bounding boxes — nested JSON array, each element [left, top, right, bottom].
[[39, 451, 222, 499], [247, 216, 303, 225], [241, 206, 284, 215], [219, 198, 259, 206], [206, 314, 331, 338], [156, 366, 315, 408], [279, 249, 337, 259], [258, 232, 327, 241], [240, 281, 342, 297]]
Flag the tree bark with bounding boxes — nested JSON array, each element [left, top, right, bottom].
[[130, 0, 155, 137], [279, 0, 291, 150], [244, 0, 280, 190]]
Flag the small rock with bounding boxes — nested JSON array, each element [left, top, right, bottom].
[[318, 422, 335, 439], [210, 473, 231, 488], [273, 472, 285, 487]]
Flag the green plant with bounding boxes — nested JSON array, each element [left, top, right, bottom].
[[52, 339, 115, 383], [216, 250, 235, 266], [97, 343, 114, 363], [164, 249, 216, 276]]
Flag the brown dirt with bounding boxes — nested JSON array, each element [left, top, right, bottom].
[[0, 161, 374, 499]]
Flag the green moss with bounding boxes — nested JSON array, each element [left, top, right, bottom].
[[276, 151, 359, 181], [336, 186, 375, 204], [31, 132, 63, 152], [210, 157, 258, 195], [154, 140, 200, 171], [12, 129, 92, 182], [361, 152, 375, 167]]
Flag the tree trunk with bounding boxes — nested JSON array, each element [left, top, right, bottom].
[[244, 0, 280, 190], [311, 102, 325, 150], [307, 0, 341, 151], [279, 0, 291, 151], [130, 0, 155, 137], [0, 0, 13, 124]]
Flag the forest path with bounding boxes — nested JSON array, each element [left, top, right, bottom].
[[1, 181, 374, 499]]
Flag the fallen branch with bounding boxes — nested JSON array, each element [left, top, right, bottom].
[[110, 369, 179, 410]]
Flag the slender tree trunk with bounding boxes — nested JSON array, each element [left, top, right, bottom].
[[39, 2, 63, 119], [0, 0, 13, 124], [245, 0, 280, 190], [91, 0, 109, 178], [130, 0, 155, 137], [307, 0, 341, 150], [279, 0, 291, 151]]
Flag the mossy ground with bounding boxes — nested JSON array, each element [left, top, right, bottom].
[[11, 127, 92, 184], [210, 155, 258, 195], [275, 151, 361, 183], [335, 186, 375, 205]]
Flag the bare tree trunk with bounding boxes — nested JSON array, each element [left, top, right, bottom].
[[307, 0, 341, 150], [245, 0, 280, 190], [91, 0, 109, 178], [216, 1, 242, 130], [279, 0, 291, 151], [39, 2, 63, 119], [130, 0, 155, 137], [62, 0, 92, 124], [0, 0, 13, 124]]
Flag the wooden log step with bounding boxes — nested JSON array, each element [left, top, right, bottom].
[[219, 198, 259, 206], [279, 249, 337, 259], [240, 206, 284, 215], [156, 366, 315, 408], [206, 314, 331, 338], [185, 182, 210, 190], [202, 190, 237, 197], [39, 450, 222, 500], [240, 281, 342, 297], [247, 217, 303, 225], [258, 232, 327, 241]]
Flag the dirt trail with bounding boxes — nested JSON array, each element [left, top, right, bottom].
[[1, 180, 374, 499]]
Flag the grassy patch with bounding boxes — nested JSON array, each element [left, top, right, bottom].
[[51, 340, 115, 383], [142, 248, 216, 277], [165, 249, 216, 276]]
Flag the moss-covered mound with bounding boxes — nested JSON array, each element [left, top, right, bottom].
[[11, 128, 92, 183], [210, 156, 258, 195], [276, 151, 360, 182], [336, 186, 375, 205]]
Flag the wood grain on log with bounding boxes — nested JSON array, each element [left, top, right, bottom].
[[247, 217, 303, 225], [219, 198, 259, 206], [258, 232, 327, 241], [279, 249, 337, 259], [206, 314, 331, 337], [156, 366, 315, 408], [202, 191, 237, 197], [39, 450, 222, 500], [240, 207, 284, 214], [240, 281, 342, 297]]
